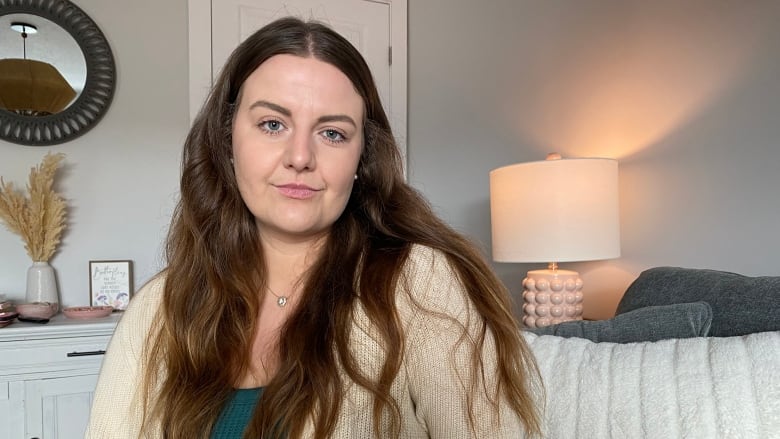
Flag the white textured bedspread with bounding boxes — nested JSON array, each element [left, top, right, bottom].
[[523, 331, 780, 439]]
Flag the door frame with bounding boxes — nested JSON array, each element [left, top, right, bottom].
[[187, 0, 408, 168]]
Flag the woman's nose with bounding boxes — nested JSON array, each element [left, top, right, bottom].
[[283, 131, 316, 171]]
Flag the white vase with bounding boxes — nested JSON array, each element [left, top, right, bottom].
[[26, 261, 59, 313]]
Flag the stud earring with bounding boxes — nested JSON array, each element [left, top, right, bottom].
[[354, 174, 358, 180]]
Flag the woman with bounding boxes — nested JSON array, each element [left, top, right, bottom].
[[86, 17, 541, 438]]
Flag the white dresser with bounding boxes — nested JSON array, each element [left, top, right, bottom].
[[0, 314, 120, 439]]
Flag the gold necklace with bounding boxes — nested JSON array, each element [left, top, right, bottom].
[[267, 286, 289, 308]]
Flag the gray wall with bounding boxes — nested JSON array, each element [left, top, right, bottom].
[[2, 1, 778, 320], [408, 1, 780, 318]]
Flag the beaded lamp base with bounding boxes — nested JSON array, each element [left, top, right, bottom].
[[522, 269, 584, 328]]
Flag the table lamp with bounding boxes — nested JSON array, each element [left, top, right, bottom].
[[490, 153, 620, 327]]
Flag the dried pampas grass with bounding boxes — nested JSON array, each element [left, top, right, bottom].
[[0, 153, 67, 262]]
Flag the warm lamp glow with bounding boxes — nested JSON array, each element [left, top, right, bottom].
[[498, 2, 770, 159], [490, 154, 620, 327]]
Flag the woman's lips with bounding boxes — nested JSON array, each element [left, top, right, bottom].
[[276, 183, 320, 199]]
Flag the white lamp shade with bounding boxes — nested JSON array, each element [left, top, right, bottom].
[[490, 157, 620, 263]]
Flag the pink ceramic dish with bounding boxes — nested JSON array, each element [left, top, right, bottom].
[[0, 300, 13, 327], [17, 302, 57, 320], [0, 300, 15, 312], [63, 306, 114, 320], [0, 311, 18, 327], [0, 310, 17, 319]]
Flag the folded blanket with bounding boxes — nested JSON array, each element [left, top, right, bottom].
[[523, 331, 780, 439]]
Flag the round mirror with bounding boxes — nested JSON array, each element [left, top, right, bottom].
[[0, 0, 115, 146]]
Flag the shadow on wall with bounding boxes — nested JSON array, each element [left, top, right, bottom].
[[500, 1, 774, 160], [570, 260, 640, 319]]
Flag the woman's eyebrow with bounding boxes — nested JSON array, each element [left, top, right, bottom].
[[249, 100, 291, 116], [249, 100, 357, 128], [316, 115, 357, 128]]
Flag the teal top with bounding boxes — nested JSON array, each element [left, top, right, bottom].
[[211, 387, 263, 439]]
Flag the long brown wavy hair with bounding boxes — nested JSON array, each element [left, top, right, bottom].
[[141, 16, 541, 438]]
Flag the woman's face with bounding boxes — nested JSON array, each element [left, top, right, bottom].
[[232, 54, 364, 243]]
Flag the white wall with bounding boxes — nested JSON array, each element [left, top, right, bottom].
[[407, 0, 780, 319], [0, 0, 188, 306]]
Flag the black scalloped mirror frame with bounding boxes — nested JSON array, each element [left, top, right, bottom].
[[0, 0, 116, 146]]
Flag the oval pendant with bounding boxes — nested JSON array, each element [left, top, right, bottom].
[[277, 296, 288, 307]]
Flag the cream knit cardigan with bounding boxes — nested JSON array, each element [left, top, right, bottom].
[[85, 245, 532, 438]]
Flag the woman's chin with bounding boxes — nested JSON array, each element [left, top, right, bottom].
[[260, 222, 331, 241]]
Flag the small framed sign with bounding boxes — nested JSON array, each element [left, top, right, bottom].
[[89, 260, 133, 310]]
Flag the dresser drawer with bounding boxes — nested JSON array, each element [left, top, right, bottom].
[[0, 335, 112, 377]]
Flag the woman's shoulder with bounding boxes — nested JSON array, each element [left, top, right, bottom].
[[403, 244, 457, 289], [399, 244, 472, 318], [129, 272, 166, 311], [404, 244, 454, 275], [113, 272, 166, 341]]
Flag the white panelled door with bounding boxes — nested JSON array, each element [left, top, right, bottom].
[[212, 1, 390, 112], [188, 0, 407, 166]]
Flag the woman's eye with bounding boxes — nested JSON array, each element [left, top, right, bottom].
[[259, 120, 285, 134], [322, 129, 346, 143]]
